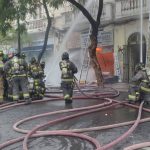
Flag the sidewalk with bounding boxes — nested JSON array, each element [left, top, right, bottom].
[[104, 82, 129, 92]]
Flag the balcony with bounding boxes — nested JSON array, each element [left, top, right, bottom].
[[26, 18, 47, 33], [70, 3, 114, 32], [115, 0, 149, 20]]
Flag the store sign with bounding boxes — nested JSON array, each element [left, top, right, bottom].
[[98, 31, 113, 46], [81, 31, 113, 48]]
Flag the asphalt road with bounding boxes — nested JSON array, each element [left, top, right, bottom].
[[0, 89, 150, 150]]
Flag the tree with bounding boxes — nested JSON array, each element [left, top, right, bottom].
[[0, 0, 16, 36], [0, 0, 35, 53], [69, 0, 104, 86], [51, 0, 104, 86], [0, 0, 52, 60], [15, 0, 54, 62], [37, 0, 52, 62], [37, 0, 64, 62], [0, 0, 104, 85]]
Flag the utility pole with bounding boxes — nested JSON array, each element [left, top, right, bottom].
[[148, 0, 150, 66], [140, 0, 143, 63]]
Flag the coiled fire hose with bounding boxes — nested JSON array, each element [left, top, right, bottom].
[[0, 82, 149, 150]]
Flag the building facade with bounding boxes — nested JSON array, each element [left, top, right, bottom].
[[22, 0, 150, 82], [114, 0, 150, 82], [68, 0, 150, 82], [22, 2, 72, 62]]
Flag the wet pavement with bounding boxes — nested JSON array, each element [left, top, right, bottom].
[[0, 83, 150, 150]]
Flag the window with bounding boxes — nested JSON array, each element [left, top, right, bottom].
[[121, 0, 147, 11]]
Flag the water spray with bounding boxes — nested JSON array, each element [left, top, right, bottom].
[[140, 0, 143, 63], [45, 0, 95, 86]]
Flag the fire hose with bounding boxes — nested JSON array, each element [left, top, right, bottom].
[[0, 84, 149, 150], [124, 142, 150, 150]]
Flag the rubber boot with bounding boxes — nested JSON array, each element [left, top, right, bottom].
[[65, 99, 72, 105], [128, 100, 136, 104]]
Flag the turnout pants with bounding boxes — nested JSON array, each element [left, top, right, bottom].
[[61, 81, 74, 103], [0, 77, 4, 103], [128, 84, 140, 102], [32, 79, 44, 99], [12, 76, 29, 101], [140, 80, 150, 102]]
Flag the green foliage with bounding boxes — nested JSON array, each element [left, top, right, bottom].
[[0, 0, 38, 36], [0, 28, 32, 47], [0, 0, 15, 35], [0, 0, 66, 36], [15, 23, 27, 34], [0, 29, 17, 44], [49, 0, 64, 9]]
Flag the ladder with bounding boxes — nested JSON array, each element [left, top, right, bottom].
[[79, 0, 97, 84]]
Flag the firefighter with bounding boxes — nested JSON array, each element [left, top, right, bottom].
[[4, 67, 13, 101], [5, 53, 31, 104], [1, 52, 9, 100], [4, 53, 14, 101], [28, 57, 45, 99], [40, 61, 45, 71], [2, 53, 9, 63], [8, 52, 14, 60], [59, 52, 78, 104], [0, 51, 4, 104], [128, 63, 149, 103], [29, 58, 44, 79], [39, 61, 46, 96], [139, 66, 150, 104], [20, 52, 26, 60]]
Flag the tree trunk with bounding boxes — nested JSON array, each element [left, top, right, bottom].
[[38, 0, 51, 62], [17, 11, 21, 54], [66, 0, 104, 86], [38, 19, 51, 62], [88, 34, 103, 86]]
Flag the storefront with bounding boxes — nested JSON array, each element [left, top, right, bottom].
[[22, 44, 54, 62]]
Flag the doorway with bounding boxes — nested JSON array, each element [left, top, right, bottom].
[[123, 32, 146, 82]]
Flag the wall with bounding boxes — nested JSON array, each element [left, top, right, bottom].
[[114, 18, 149, 81]]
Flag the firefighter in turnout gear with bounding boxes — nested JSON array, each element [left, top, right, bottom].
[[40, 61, 45, 72], [2, 53, 10, 100], [40, 61, 46, 95], [0, 51, 4, 104], [4, 66, 13, 101], [28, 57, 45, 99], [59, 52, 78, 104], [5, 53, 31, 104], [4, 53, 14, 101], [20, 52, 26, 60], [128, 63, 149, 103]]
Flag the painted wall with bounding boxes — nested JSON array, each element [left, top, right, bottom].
[[113, 18, 149, 81]]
